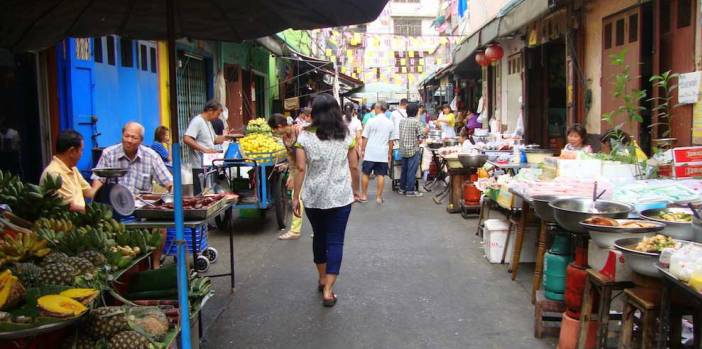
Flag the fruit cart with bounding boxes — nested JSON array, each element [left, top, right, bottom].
[[211, 148, 290, 231]]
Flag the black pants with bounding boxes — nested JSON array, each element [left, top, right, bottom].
[[192, 168, 204, 195]]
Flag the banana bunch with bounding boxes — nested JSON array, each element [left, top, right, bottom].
[[37, 225, 116, 256], [0, 231, 51, 264], [245, 117, 272, 135], [115, 228, 161, 254], [34, 218, 75, 234], [71, 202, 113, 227], [0, 171, 68, 221], [189, 276, 212, 299]]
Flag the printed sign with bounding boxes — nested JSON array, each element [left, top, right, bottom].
[[679, 71, 701, 104]]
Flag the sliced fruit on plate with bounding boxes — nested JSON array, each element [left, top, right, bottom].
[[37, 294, 88, 318], [0, 270, 25, 311], [59, 288, 99, 304]]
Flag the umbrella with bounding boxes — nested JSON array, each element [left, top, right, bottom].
[[0, 1, 388, 347]]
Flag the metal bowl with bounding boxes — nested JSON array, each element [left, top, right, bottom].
[[92, 167, 128, 178], [549, 198, 632, 234], [693, 215, 702, 243], [443, 138, 460, 147], [428, 142, 443, 150], [531, 195, 566, 223], [639, 208, 694, 240], [581, 219, 665, 249], [457, 153, 488, 168], [614, 237, 662, 278]]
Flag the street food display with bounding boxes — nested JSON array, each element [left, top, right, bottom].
[[634, 234, 678, 253]]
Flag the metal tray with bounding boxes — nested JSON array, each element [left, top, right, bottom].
[[579, 219, 666, 233], [92, 167, 128, 178], [0, 313, 84, 340], [133, 197, 227, 221], [657, 266, 702, 303]]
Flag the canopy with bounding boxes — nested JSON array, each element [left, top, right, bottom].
[[1, 0, 389, 51]]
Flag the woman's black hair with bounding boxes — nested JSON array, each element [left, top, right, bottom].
[[343, 102, 355, 123], [442, 104, 451, 112], [567, 124, 588, 144], [267, 113, 289, 129], [154, 126, 169, 143], [310, 94, 348, 141]]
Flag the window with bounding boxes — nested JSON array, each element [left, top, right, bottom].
[[149, 47, 157, 73], [393, 17, 422, 36], [677, 0, 692, 28], [615, 18, 625, 46], [139, 44, 147, 71], [120, 38, 133, 67], [93, 37, 103, 63], [629, 14, 638, 43], [661, 0, 671, 33], [106, 36, 115, 65], [604, 23, 612, 49]]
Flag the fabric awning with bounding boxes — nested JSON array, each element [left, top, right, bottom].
[[498, 0, 551, 36]]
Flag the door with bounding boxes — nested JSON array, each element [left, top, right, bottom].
[[659, 0, 695, 145], [224, 64, 244, 133], [601, 7, 643, 138], [71, 67, 95, 173]]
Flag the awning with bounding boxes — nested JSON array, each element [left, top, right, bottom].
[[451, 0, 552, 67], [256, 36, 285, 56]]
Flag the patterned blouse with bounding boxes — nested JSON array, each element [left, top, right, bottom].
[[296, 130, 354, 209]]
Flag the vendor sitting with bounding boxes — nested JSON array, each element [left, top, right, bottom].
[[458, 109, 481, 144], [600, 129, 648, 161], [561, 124, 592, 158], [40, 130, 98, 213]]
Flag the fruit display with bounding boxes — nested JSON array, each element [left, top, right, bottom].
[[239, 133, 285, 161], [245, 117, 272, 135], [0, 270, 25, 311], [37, 294, 88, 318]]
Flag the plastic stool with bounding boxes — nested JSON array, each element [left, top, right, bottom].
[[577, 269, 633, 349], [618, 288, 659, 349]]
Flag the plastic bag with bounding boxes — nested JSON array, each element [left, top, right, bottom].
[[669, 244, 702, 282]]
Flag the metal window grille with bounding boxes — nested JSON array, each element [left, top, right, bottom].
[[176, 54, 207, 166]]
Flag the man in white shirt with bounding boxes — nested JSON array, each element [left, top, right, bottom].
[[360, 102, 395, 205], [390, 98, 408, 141], [183, 100, 228, 195]]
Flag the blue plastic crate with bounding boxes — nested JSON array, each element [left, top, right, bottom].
[[163, 226, 208, 256]]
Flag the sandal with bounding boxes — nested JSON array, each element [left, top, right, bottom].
[[322, 293, 337, 307], [317, 282, 324, 293], [278, 231, 301, 240]]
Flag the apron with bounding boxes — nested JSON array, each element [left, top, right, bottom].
[[441, 124, 456, 138]]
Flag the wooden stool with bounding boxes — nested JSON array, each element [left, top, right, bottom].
[[577, 269, 633, 349], [531, 221, 549, 304], [534, 290, 567, 338], [618, 288, 660, 349]]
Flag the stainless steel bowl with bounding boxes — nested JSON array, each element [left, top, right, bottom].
[[693, 215, 702, 243], [639, 208, 694, 240], [443, 138, 460, 147], [614, 237, 662, 278], [531, 195, 565, 223], [92, 167, 128, 178], [457, 153, 488, 168], [428, 142, 443, 150], [549, 198, 632, 233], [582, 219, 665, 249]]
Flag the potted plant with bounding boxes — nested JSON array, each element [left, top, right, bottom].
[[648, 70, 680, 151]]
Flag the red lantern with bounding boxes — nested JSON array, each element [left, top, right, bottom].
[[475, 51, 489, 67], [485, 44, 504, 62]]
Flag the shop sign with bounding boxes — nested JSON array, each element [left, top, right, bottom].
[[528, 28, 539, 47], [284, 97, 300, 111], [678, 71, 701, 104]]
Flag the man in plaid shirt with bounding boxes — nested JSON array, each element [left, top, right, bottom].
[[398, 103, 426, 197], [92, 122, 173, 194]]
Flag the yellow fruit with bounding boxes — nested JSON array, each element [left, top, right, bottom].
[[0, 270, 25, 311], [37, 294, 87, 318], [59, 288, 99, 305]]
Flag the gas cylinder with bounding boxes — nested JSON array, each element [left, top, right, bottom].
[[462, 174, 481, 206], [542, 233, 571, 301], [564, 246, 589, 318]]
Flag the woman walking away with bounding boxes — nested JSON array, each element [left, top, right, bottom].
[[344, 102, 363, 201], [293, 93, 358, 307]]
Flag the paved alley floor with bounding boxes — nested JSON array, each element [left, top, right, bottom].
[[199, 183, 557, 349]]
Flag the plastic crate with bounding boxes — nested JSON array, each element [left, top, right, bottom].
[[163, 226, 208, 256]]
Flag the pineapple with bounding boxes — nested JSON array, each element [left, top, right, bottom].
[[41, 252, 69, 267], [108, 331, 153, 349], [39, 262, 78, 286], [67, 257, 95, 275], [78, 250, 107, 267], [11, 263, 43, 288], [87, 306, 130, 339]]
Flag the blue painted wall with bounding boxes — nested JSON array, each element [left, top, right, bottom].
[[56, 37, 160, 175]]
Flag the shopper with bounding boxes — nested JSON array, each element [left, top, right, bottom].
[[562, 124, 592, 155], [40, 130, 97, 212], [295, 107, 312, 126], [437, 104, 456, 138], [361, 102, 378, 125], [398, 103, 425, 197], [361, 101, 395, 205], [292, 93, 357, 307], [343, 103, 363, 201], [268, 114, 304, 240], [151, 126, 171, 165], [391, 98, 409, 141], [183, 100, 228, 195]]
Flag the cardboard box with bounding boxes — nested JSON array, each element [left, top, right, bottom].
[[587, 240, 632, 282], [671, 162, 702, 178], [673, 146, 702, 163]]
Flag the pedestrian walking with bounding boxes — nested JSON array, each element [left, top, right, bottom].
[[398, 103, 425, 197], [268, 114, 304, 240], [292, 93, 358, 307], [360, 101, 394, 205], [390, 98, 408, 142], [343, 102, 363, 201], [183, 100, 228, 195]]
